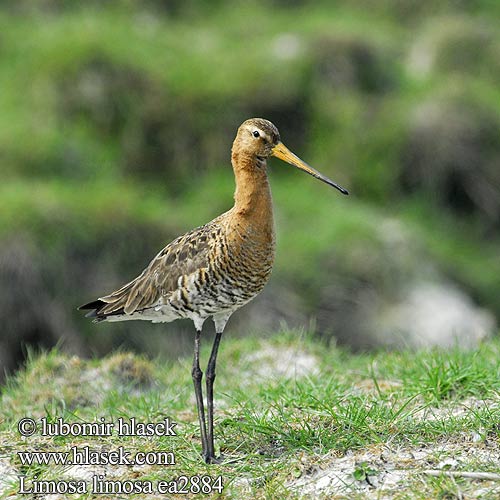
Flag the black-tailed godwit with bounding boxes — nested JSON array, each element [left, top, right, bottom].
[[80, 118, 348, 463]]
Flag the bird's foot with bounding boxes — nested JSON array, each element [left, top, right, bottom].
[[203, 453, 223, 465]]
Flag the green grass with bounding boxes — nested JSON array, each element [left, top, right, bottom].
[[1, 331, 499, 498]]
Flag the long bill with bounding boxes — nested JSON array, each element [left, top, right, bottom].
[[271, 142, 349, 195]]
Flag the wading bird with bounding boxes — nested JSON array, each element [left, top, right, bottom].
[[80, 118, 348, 463]]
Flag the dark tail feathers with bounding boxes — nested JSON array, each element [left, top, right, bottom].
[[78, 299, 106, 320]]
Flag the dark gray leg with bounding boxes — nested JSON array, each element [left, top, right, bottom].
[[192, 329, 209, 461], [206, 329, 223, 463]]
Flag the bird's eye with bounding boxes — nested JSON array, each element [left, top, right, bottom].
[[253, 130, 260, 138]]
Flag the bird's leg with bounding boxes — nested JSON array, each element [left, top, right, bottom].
[[206, 329, 223, 463], [192, 328, 208, 460]]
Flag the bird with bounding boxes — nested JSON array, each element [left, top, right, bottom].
[[79, 118, 348, 464]]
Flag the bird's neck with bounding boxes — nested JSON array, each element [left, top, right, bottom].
[[231, 150, 273, 221]]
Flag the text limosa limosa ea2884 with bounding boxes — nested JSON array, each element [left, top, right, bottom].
[[79, 118, 348, 464]]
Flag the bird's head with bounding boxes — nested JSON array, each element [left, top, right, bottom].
[[235, 118, 348, 195]]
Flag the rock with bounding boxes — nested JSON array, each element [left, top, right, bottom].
[[369, 281, 495, 349], [315, 217, 496, 349]]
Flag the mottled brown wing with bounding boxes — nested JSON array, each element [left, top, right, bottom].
[[94, 223, 215, 316]]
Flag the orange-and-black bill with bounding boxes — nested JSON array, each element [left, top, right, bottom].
[[272, 142, 348, 195]]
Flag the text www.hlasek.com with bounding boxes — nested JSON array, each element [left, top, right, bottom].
[[18, 446, 174, 466]]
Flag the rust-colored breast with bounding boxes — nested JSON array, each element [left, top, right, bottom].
[[210, 211, 276, 307]]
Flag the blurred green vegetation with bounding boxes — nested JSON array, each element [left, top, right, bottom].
[[1, 0, 499, 371]]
